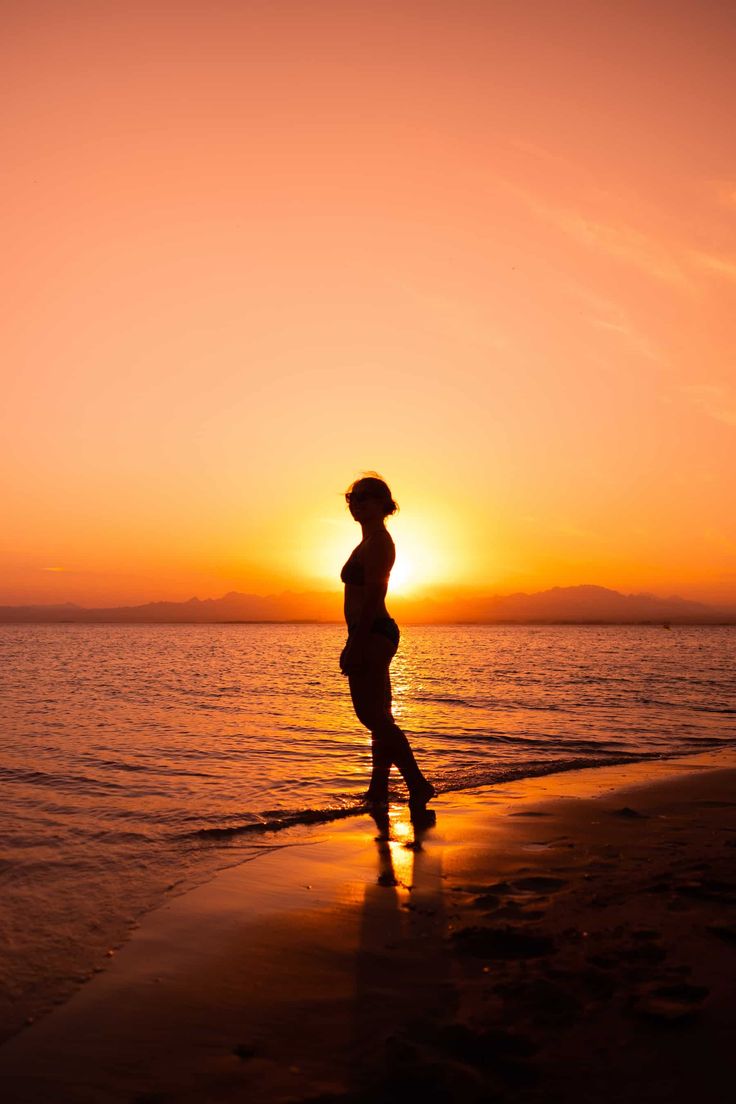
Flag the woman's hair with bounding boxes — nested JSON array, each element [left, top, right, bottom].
[[346, 472, 399, 517]]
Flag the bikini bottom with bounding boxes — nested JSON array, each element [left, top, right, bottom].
[[348, 616, 400, 648]]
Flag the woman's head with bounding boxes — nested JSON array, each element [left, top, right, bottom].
[[345, 473, 398, 519]]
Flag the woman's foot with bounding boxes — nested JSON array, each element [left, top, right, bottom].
[[408, 779, 435, 808], [363, 787, 389, 806]]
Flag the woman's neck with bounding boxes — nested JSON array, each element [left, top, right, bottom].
[[360, 519, 386, 540]]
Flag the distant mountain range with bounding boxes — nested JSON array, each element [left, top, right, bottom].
[[1, 585, 733, 624]]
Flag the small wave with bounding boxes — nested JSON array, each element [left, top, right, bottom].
[[417, 695, 479, 707], [194, 804, 362, 839], [187, 745, 729, 841], [417, 696, 567, 713], [82, 758, 150, 773], [0, 765, 130, 794], [436, 752, 662, 793], [81, 756, 218, 779], [280, 723, 346, 735], [674, 735, 735, 745]]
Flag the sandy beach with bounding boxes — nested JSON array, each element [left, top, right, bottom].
[[1, 751, 735, 1104]]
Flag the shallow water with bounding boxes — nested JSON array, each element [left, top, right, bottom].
[[0, 622, 734, 1037]]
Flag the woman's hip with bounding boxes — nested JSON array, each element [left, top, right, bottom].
[[347, 616, 400, 647]]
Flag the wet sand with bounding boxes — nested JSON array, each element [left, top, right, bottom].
[[1, 751, 735, 1103]]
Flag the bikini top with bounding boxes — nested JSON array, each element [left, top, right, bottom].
[[340, 550, 364, 586]]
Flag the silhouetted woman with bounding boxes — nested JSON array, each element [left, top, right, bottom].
[[340, 474, 435, 808]]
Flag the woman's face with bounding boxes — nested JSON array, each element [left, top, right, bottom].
[[347, 487, 385, 523]]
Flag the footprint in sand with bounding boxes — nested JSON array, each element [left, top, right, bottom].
[[473, 892, 502, 910], [232, 1042, 258, 1061], [674, 878, 736, 904], [467, 875, 568, 918], [707, 922, 736, 944], [452, 925, 555, 959], [629, 981, 709, 1024], [436, 1022, 538, 1085], [462, 875, 567, 896], [589, 939, 667, 969], [511, 876, 567, 893], [453, 881, 512, 896], [523, 836, 572, 851]]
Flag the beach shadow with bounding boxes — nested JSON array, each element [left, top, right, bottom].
[[350, 805, 452, 1097]]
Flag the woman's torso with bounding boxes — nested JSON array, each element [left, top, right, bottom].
[[341, 533, 394, 626]]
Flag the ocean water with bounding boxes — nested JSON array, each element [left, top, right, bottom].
[[0, 622, 734, 1039]]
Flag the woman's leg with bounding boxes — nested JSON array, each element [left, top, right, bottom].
[[348, 656, 392, 799], [365, 666, 393, 798], [348, 635, 433, 801]]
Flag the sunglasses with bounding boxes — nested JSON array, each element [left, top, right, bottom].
[[345, 490, 380, 504]]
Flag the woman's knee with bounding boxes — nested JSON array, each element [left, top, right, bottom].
[[356, 706, 393, 732]]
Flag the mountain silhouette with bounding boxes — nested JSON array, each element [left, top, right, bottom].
[[0, 585, 732, 624]]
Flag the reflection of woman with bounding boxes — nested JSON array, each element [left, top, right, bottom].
[[340, 474, 435, 808]]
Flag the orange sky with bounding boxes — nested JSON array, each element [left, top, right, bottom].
[[3, 0, 735, 609]]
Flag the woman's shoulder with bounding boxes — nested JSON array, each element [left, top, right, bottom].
[[364, 529, 395, 566]]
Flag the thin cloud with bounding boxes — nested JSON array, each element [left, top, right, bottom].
[[559, 278, 668, 365], [507, 184, 693, 291], [678, 384, 736, 428], [691, 252, 736, 281], [709, 180, 736, 208], [541, 207, 690, 289], [588, 318, 665, 365]]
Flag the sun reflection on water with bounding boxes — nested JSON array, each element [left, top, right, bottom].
[[384, 807, 416, 890]]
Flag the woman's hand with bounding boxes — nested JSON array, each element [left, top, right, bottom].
[[340, 634, 369, 675]]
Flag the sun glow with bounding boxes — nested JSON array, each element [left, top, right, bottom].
[[388, 536, 444, 595], [306, 505, 464, 598], [388, 550, 415, 595], [388, 510, 470, 595]]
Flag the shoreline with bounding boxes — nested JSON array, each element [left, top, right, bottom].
[[2, 620, 735, 626], [193, 744, 735, 840], [1, 749, 735, 1102]]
